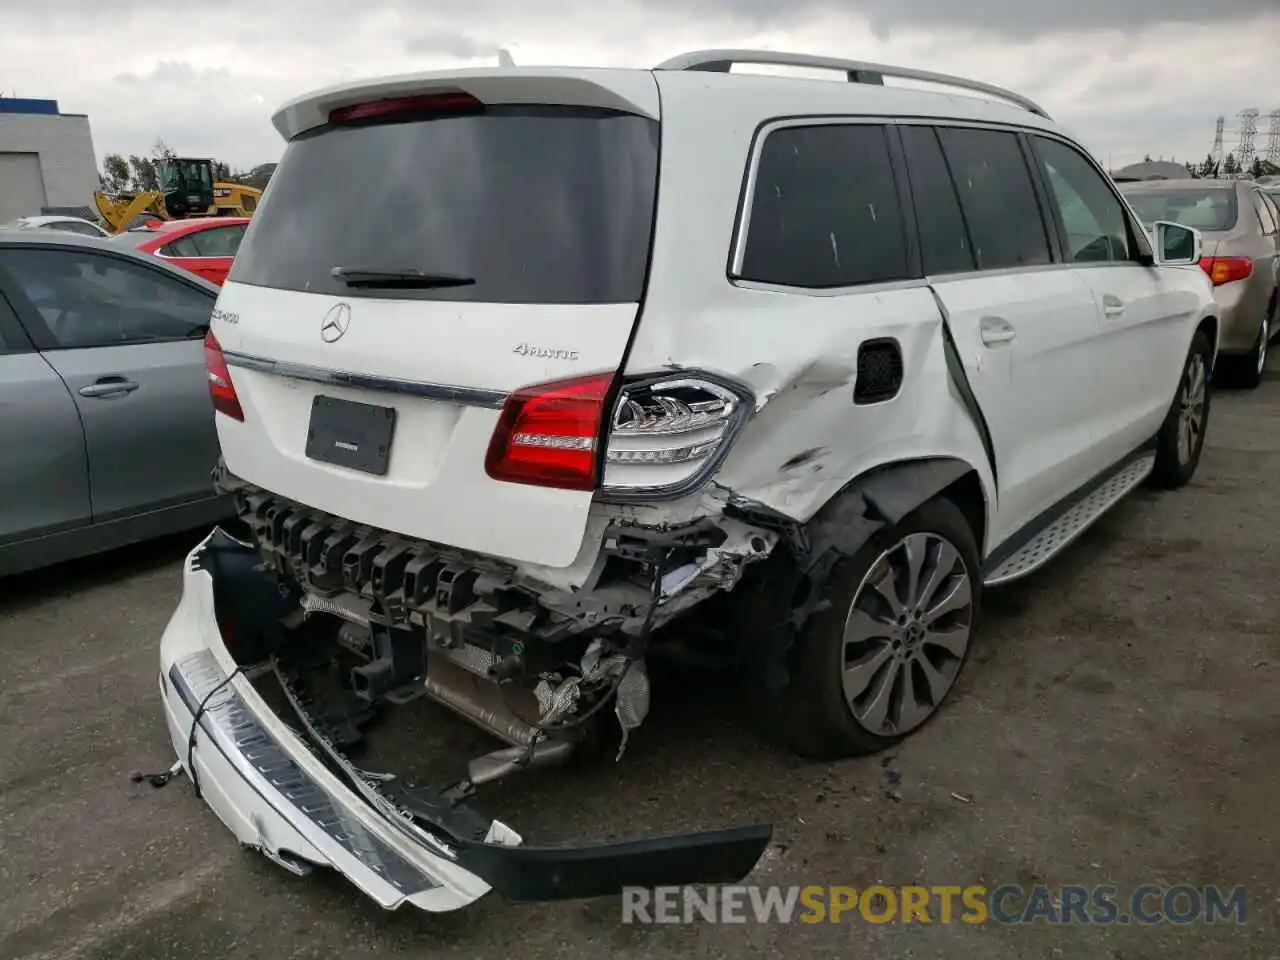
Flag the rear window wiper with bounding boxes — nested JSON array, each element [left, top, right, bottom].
[[330, 265, 476, 289]]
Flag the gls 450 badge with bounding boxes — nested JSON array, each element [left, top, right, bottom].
[[211, 308, 239, 324], [513, 343, 579, 361]]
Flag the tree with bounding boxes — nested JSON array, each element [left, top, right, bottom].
[[1143, 153, 1152, 162], [1251, 156, 1265, 179], [212, 160, 231, 182], [151, 138, 175, 160], [1198, 153, 1216, 178], [1223, 152, 1237, 176], [127, 154, 157, 192], [101, 153, 130, 193]]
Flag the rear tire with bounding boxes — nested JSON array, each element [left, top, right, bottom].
[[753, 497, 982, 760], [1150, 330, 1212, 489], [1220, 315, 1267, 390]]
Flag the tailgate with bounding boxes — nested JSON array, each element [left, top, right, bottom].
[[211, 78, 660, 568]]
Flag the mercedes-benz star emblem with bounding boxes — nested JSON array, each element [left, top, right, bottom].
[[320, 303, 352, 343]]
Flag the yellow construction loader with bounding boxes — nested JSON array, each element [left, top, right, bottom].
[[94, 156, 263, 233]]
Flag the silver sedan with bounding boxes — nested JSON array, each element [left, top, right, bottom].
[[1121, 178, 1280, 388], [0, 230, 231, 575]]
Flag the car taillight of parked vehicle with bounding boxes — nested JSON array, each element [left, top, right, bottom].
[[485, 371, 749, 494], [204, 330, 245, 421], [1199, 256, 1253, 286]]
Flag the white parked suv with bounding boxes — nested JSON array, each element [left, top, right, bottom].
[[158, 50, 1218, 911]]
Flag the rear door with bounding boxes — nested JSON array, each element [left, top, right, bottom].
[[211, 77, 661, 567], [903, 123, 1104, 547], [0, 245, 220, 520], [1028, 134, 1197, 458], [0, 279, 90, 548]]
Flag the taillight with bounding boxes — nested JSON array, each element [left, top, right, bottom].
[[1199, 256, 1253, 286], [601, 375, 750, 497], [204, 330, 244, 422], [485, 373, 614, 491], [328, 92, 483, 125], [485, 372, 753, 495]]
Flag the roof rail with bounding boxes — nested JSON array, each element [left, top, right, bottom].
[[653, 49, 1051, 120]]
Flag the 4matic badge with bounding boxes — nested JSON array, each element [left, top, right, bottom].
[[513, 343, 579, 361]]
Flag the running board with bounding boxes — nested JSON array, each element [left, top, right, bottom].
[[983, 453, 1155, 586]]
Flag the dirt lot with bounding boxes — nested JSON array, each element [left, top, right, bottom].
[[2, 366, 1278, 960]]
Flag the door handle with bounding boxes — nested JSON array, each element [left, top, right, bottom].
[[79, 377, 139, 399], [1102, 294, 1125, 317], [979, 316, 1017, 345]]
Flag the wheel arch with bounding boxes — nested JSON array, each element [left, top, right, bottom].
[[727, 454, 988, 736], [820, 455, 989, 558], [1197, 313, 1219, 361], [727, 455, 989, 691]]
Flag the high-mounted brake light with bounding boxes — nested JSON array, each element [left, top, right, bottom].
[[1199, 256, 1253, 286], [328, 92, 484, 124], [204, 330, 244, 422], [485, 373, 615, 491]]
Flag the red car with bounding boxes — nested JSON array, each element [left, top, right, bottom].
[[113, 217, 250, 286]]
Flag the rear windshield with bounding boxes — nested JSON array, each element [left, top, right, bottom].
[[229, 105, 659, 304], [1122, 188, 1238, 232]]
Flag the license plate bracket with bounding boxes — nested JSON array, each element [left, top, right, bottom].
[[305, 395, 396, 476]]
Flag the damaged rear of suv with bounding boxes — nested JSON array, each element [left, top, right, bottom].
[[161, 50, 1217, 910]]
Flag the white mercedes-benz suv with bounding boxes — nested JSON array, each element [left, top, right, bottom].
[[157, 50, 1218, 912]]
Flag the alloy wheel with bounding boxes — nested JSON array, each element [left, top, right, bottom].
[[1258, 317, 1269, 377], [1178, 352, 1207, 465], [840, 532, 974, 736]]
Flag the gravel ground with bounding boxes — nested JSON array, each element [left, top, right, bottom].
[[1, 365, 1277, 960]]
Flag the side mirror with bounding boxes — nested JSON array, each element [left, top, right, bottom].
[[1150, 221, 1202, 267]]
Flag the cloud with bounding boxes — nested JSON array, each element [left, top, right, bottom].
[[1, 0, 1275, 172], [404, 29, 503, 60]]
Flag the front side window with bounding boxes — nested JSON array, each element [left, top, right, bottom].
[[936, 127, 1052, 271], [1032, 136, 1136, 263], [738, 123, 911, 288], [0, 248, 213, 349]]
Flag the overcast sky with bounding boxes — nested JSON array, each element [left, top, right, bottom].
[[3, 0, 1277, 172]]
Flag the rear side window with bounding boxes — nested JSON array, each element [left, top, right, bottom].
[[899, 125, 974, 275], [936, 127, 1051, 271], [738, 123, 911, 288], [161, 235, 203, 258], [230, 105, 659, 304]]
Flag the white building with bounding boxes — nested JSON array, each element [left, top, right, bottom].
[[0, 98, 100, 223]]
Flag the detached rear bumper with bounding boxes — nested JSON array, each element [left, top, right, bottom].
[[158, 528, 772, 912]]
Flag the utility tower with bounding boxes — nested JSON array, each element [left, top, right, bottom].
[[1235, 108, 1260, 173], [1266, 109, 1280, 165], [1211, 115, 1225, 173]]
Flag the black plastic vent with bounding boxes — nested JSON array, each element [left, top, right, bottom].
[[854, 338, 904, 405]]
